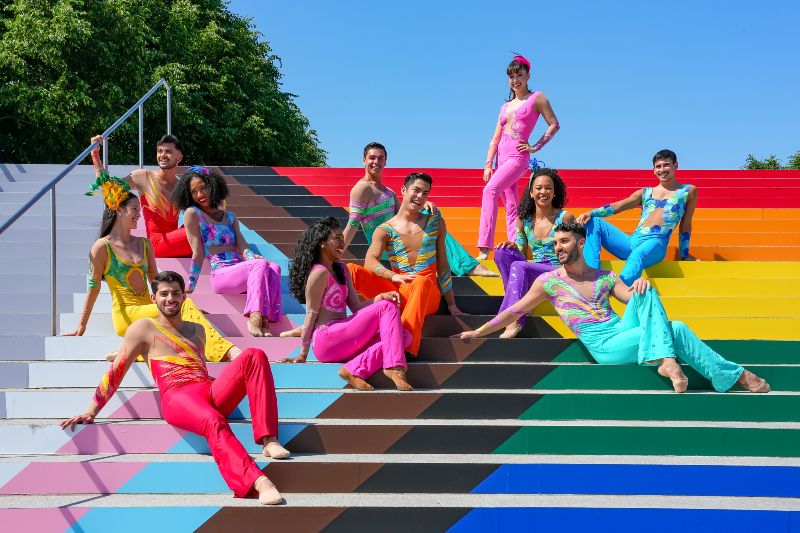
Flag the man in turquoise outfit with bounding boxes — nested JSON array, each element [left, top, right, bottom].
[[460, 221, 770, 394]]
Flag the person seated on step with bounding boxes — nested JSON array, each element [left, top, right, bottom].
[[63, 164, 240, 362], [575, 149, 699, 286], [60, 271, 290, 505], [460, 222, 770, 394], [493, 167, 575, 338], [90, 133, 191, 258], [345, 142, 498, 278], [278, 217, 413, 391], [172, 166, 281, 337], [347, 172, 465, 357]]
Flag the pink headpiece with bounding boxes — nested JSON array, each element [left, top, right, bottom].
[[512, 54, 531, 70]]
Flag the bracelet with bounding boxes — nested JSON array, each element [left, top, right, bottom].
[[244, 248, 256, 260]]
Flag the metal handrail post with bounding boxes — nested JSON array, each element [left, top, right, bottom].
[[166, 83, 172, 134], [50, 187, 57, 336], [139, 104, 144, 169], [103, 138, 109, 170]]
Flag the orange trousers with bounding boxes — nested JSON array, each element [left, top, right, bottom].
[[347, 263, 440, 356]]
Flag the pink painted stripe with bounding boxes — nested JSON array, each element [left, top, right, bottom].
[[108, 390, 162, 419], [56, 424, 187, 454], [200, 314, 299, 339], [0, 462, 147, 495], [0, 508, 89, 533]]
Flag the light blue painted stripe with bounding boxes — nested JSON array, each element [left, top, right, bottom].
[[448, 508, 800, 533], [271, 363, 344, 389], [166, 422, 307, 453], [230, 392, 341, 419], [0, 463, 27, 488], [117, 462, 267, 494], [68, 507, 219, 533]]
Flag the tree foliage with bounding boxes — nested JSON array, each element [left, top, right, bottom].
[[0, 0, 326, 166], [742, 151, 800, 170]]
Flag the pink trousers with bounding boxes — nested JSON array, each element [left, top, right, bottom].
[[211, 259, 282, 321], [312, 300, 411, 379], [158, 348, 279, 498], [478, 154, 529, 248]]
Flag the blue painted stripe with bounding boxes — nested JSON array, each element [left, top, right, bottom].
[[68, 507, 219, 533], [448, 508, 800, 533], [271, 363, 344, 388], [117, 462, 267, 494], [471, 464, 800, 499], [167, 422, 307, 453]]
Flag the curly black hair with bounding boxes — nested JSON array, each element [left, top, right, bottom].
[[288, 217, 346, 304], [171, 167, 230, 210], [517, 168, 568, 221]]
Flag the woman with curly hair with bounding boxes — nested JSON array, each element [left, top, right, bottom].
[[281, 217, 413, 391], [173, 166, 281, 337], [493, 168, 574, 338], [64, 149, 239, 363]]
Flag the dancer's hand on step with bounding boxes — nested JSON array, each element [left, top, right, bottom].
[[457, 330, 480, 339], [575, 212, 592, 225], [278, 352, 308, 364], [629, 278, 652, 295], [496, 241, 517, 249], [63, 324, 86, 336], [375, 291, 401, 306], [60, 412, 95, 432], [391, 273, 416, 285], [448, 304, 466, 316]]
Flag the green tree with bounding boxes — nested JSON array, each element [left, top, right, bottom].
[[0, 0, 326, 166], [742, 151, 800, 170]]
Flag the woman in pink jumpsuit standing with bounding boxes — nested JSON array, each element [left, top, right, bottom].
[[477, 54, 561, 260]]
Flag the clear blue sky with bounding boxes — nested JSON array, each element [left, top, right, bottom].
[[229, 0, 799, 169]]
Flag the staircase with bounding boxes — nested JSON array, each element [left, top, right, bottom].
[[1, 164, 799, 532]]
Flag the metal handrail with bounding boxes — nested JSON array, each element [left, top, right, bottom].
[[0, 79, 172, 335]]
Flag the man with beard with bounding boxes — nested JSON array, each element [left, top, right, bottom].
[[91, 134, 192, 257], [348, 173, 465, 356], [61, 271, 290, 504], [459, 221, 770, 394]]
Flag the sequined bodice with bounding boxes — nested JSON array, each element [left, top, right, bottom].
[[148, 319, 212, 394], [634, 185, 691, 237], [190, 207, 243, 269], [539, 269, 618, 335], [516, 210, 566, 265], [348, 186, 398, 243], [379, 213, 440, 277]]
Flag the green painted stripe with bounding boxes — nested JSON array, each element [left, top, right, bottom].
[[521, 393, 800, 422], [494, 426, 800, 457], [532, 365, 800, 391], [705, 340, 800, 364]]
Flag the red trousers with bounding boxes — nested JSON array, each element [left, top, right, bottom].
[[157, 348, 278, 497]]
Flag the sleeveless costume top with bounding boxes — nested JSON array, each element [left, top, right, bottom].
[[633, 185, 691, 238], [497, 92, 541, 162], [311, 263, 348, 314], [140, 172, 180, 233], [515, 210, 566, 265], [538, 269, 618, 336], [378, 212, 442, 280], [148, 319, 212, 395], [187, 207, 243, 270], [102, 238, 151, 311], [347, 185, 398, 243]]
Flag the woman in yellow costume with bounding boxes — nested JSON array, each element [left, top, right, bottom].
[[64, 147, 240, 362]]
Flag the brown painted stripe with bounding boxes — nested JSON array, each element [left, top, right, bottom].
[[317, 392, 443, 419], [286, 425, 414, 454], [196, 507, 344, 533], [323, 507, 470, 532], [368, 363, 463, 389], [263, 462, 383, 493]]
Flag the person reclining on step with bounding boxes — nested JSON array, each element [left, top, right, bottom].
[[63, 166, 240, 362], [460, 221, 769, 394], [172, 166, 282, 337], [345, 141, 498, 278], [347, 172, 465, 357], [575, 149, 698, 285], [493, 167, 575, 338], [90, 133, 192, 257], [279, 217, 413, 391], [60, 271, 290, 505]]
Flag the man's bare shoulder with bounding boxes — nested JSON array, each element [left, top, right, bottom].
[[350, 180, 378, 201], [125, 317, 154, 342]]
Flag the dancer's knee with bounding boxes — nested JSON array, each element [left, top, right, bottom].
[[239, 347, 268, 367]]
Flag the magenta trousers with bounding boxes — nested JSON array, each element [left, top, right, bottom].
[[478, 152, 529, 248], [312, 300, 411, 379], [210, 258, 282, 321], [158, 348, 279, 498]]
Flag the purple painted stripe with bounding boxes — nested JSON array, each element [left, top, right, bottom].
[[0, 462, 147, 495]]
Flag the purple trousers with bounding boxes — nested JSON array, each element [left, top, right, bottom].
[[313, 300, 412, 379], [494, 246, 558, 325], [210, 258, 282, 321]]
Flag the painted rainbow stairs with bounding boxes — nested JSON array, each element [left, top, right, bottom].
[[0, 164, 799, 532]]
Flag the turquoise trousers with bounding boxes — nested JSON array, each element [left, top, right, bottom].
[[577, 288, 743, 392]]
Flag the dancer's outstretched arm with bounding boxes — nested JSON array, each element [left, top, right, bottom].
[[459, 279, 548, 338], [60, 320, 150, 430], [343, 181, 374, 249], [63, 240, 109, 336], [576, 189, 644, 225], [612, 277, 652, 304], [678, 186, 699, 260], [526, 93, 560, 153], [182, 208, 206, 293], [231, 215, 262, 260]]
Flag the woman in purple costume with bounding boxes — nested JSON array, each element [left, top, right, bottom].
[[477, 54, 560, 260], [494, 168, 574, 338]]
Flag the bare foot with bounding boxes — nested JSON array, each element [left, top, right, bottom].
[[499, 323, 522, 339], [247, 312, 264, 337], [737, 369, 771, 393], [105, 351, 117, 362], [339, 367, 374, 391], [279, 326, 302, 338], [262, 437, 290, 459], [384, 367, 413, 391], [657, 359, 688, 393], [254, 475, 282, 505], [260, 321, 273, 337], [225, 346, 242, 361], [468, 264, 500, 277], [475, 250, 489, 261]]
